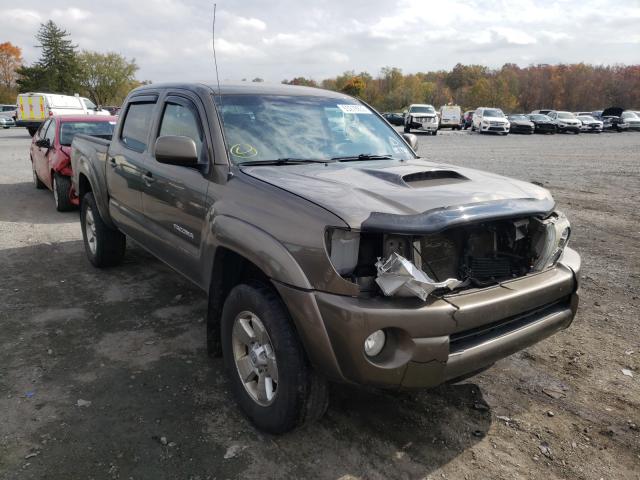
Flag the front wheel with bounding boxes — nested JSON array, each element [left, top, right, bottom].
[[432, 130, 438, 135], [80, 192, 126, 268], [53, 173, 74, 212], [221, 282, 329, 434]]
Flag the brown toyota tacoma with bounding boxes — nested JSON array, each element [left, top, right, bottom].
[[71, 83, 581, 433]]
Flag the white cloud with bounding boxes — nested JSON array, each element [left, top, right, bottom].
[[0, 0, 638, 84]]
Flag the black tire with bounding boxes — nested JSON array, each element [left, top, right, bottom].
[[80, 192, 126, 268], [432, 130, 438, 135], [32, 162, 46, 189], [53, 173, 74, 212], [221, 282, 329, 434], [471, 125, 476, 132], [403, 125, 410, 133], [27, 127, 38, 136]]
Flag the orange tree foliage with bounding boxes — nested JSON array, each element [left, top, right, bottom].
[[319, 63, 640, 112]]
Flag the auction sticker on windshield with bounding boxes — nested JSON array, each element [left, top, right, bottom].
[[337, 104, 372, 114]]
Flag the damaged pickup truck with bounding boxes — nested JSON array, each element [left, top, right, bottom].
[[71, 83, 580, 434]]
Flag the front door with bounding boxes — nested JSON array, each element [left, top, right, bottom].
[[36, 119, 56, 188], [105, 97, 158, 238], [140, 93, 210, 283]]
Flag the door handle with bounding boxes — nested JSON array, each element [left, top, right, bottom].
[[108, 157, 117, 168], [142, 172, 156, 186]]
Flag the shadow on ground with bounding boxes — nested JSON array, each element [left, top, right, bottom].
[[0, 241, 490, 479], [0, 182, 78, 224]]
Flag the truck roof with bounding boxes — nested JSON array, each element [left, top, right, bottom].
[[130, 82, 354, 99]]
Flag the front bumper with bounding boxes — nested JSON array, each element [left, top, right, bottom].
[[557, 124, 580, 132], [408, 119, 438, 131], [480, 123, 509, 133], [276, 247, 580, 388]]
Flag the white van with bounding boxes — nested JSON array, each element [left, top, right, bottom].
[[439, 105, 462, 130], [16, 92, 110, 136]]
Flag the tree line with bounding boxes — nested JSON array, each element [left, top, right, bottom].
[[0, 21, 143, 106], [284, 63, 640, 113]]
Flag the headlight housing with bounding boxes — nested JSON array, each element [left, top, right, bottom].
[[325, 228, 360, 275], [532, 212, 571, 271]]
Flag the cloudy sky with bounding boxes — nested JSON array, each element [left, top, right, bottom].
[[2, 0, 639, 83]]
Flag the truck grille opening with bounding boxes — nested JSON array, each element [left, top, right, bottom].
[[351, 216, 553, 294]]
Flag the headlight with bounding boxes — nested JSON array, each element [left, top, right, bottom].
[[364, 330, 386, 357], [532, 212, 571, 271], [326, 228, 360, 275]]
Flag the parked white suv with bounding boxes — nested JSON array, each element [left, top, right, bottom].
[[404, 104, 438, 135], [472, 107, 510, 134], [547, 111, 581, 134]]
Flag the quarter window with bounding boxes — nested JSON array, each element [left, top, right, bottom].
[[121, 102, 155, 152]]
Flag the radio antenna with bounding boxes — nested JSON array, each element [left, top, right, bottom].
[[212, 3, 222, 105]]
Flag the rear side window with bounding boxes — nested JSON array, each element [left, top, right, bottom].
[[121, 102, 155, 152]]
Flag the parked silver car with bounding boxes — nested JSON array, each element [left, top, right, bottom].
[[576, 115, 603, 133], [0, 104, 16, 129]]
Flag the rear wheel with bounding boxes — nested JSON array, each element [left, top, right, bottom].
[[27, 127, 38, 137], [403, 125, 410, 133], [80, 192, 126, 268], [53, 173, 74, 212], [221, 282, 329, 433]]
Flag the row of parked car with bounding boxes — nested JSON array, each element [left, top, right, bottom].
[[0, 92, 121, 135], [382, 105, 640, 135]]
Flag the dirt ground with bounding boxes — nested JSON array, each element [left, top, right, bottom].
[[0, 127, 638, 480]]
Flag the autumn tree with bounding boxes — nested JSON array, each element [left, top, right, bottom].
[[341, 77, 366, 97], [0, 42, 22, 103], [282, 77, 318, 87], [17, 20, 81, 94], [78, 51, 138, 106]]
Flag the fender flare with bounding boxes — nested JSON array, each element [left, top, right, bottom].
[[74, 153, 116, 229], [204, 215, 313, 291]]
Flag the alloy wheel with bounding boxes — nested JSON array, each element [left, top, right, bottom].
[[231, 311, 279, 406]]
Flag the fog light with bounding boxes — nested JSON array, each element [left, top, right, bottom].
[[364, 330, 386, 357]]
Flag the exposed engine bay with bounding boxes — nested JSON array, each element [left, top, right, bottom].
[[328, 213, 571, 300]]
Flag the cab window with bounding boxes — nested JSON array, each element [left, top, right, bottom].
[[158, 100, 205, 163]]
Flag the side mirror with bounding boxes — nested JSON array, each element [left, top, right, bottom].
[[155, 135, 199, 166], [35, 138, 50, 149], [402, 133, 418, 152]]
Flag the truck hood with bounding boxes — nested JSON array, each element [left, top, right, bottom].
[[241, 159, 555, 232]]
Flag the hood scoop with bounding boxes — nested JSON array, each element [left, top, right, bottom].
[[402, 170, 468, 188]]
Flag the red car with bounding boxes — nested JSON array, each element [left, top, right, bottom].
[[30, 115, 116, 211]]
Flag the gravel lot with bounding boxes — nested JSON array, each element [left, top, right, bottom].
[[1, 126, 638, 480]]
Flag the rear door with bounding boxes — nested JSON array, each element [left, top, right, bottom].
[[140, 92, 211, 282], [105, 95, 158, 238]]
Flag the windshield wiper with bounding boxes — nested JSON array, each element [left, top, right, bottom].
[[331, 154, 394, 162], [239, 158, 333, 166]]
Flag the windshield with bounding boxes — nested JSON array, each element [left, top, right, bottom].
[[509, 115, 528, 121], [218, 94, 414, 164], [59, 121, 115, 146], [82, 98, 97, 110], [622, 111, 638, 119], [483, 109, 504, 117], [409, 106, 435, 114], [557, 112, 575, 119], [578, 115, 595, 121], [528, 114, 551, 121]]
